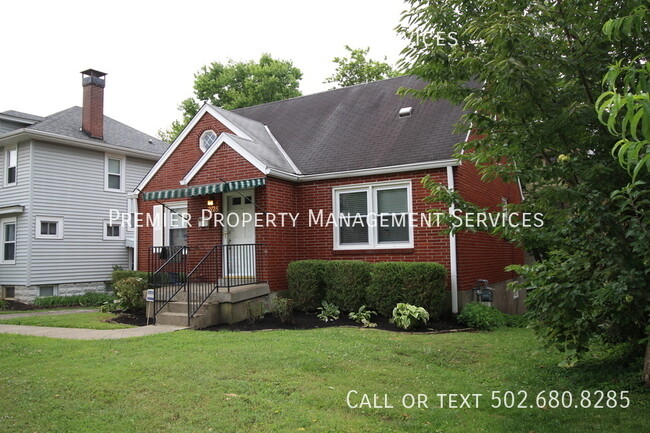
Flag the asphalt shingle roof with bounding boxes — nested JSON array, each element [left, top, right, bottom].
[[1, 110, 46, 123], [233, 75, 466, 175], [24, 106, 168, 156]]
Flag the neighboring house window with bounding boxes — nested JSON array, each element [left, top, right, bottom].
[[152, 202, 189, 247], [200, 130, 218, 152], [3, 286, 15, 299], [105, 154, 125, 192], [1, 218, 16, 263], [5, 147, 17, 186], [35, 216, 64, 239], [103, 221, 124, 240], [38, 285, 57, 297], [333, 181, 413, 250]]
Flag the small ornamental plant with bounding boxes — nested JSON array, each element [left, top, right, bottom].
[[390, 303, 430, 331], [317, 301, 340, 322], [348, 305, 377, 328]]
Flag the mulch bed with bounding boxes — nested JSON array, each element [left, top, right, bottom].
[[202, 311, 471, 334], [107, 313, 150, 327], [1, 300, 40, 311]]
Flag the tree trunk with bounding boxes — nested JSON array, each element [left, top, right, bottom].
[[644, 335, 650, 387]]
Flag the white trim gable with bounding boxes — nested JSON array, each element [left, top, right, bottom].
[[180, 134, 269, 186], [136, 104, 254, 192]]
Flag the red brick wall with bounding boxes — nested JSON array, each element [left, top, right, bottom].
[[294, 170, 450, 270], [454, 149, 525, 291]]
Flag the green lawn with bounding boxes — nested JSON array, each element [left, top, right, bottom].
[[0, 307, 94, 315], [0, 312, 133, 329], [0, 328, 647, 433]]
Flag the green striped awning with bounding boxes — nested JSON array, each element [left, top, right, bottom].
[[143, 177, 266, 201]]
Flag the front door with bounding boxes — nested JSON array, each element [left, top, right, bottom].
[[223, 190, 256, 279]]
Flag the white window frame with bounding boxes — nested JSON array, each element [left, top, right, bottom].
[[333, 180, 413, 250], [38, 285, 58, 297], [103, 220, 125, 241], [199, 130, 218, 153], [104, 154, 125, 192], [35, 216, 64, 240], [5, 147, 17, 187], [1, 217, 17, 264]]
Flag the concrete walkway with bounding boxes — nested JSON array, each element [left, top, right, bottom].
[[0, 308, 187, 339], [0, 324, 187, 340]]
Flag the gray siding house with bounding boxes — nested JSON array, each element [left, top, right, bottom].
[[0, 70, 168, 302]]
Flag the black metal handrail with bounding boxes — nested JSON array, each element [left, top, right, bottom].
[[186, 243, 265, 325], [148, 246, 189, 317]]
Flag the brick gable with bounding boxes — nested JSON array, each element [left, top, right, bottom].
[[144, 112, 234, 192]]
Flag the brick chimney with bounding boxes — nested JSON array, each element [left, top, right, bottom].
[[81, 69, 107, 140]]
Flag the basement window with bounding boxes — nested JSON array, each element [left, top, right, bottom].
[[38, 285, 57, 297], [3, 286, 15, 299]]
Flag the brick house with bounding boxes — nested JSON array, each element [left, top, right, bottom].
[[135, 76, 525, 327]]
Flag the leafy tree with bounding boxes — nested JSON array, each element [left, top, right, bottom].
[[397, 0, 650, 381], [324, 45, 399, 88], [596, 5, 649, 181], [159, 54, 302, 141]]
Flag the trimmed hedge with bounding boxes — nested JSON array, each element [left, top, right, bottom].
[[33, 292, 116, 308], [287, 260, 328, 312], [112, 270, 149, 285], [366, 262, 447, 318], [323, 260, 373, 312], [286, 260, 447, 316]]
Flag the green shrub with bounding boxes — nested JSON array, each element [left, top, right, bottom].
[[113, 277, 147, 313], [349, 305, 377, 328], [272, 297, 294, 324], [33, 292, 115, 308], [112, 270, 149, 286], [390, 303, 430, 330], [367, 262, 446, 318], [323, 260, 372, 312], [0, 299, 6, 310], [287, 260, 328, 311], [316, 301, 340, 322], [457, 303, 507, 331]]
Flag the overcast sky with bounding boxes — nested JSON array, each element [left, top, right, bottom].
[[0, 0, 408, 138]]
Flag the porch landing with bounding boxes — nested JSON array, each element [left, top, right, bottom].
[[153, 283, 270, 329]]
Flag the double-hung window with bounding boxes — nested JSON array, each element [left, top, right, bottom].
[[334, 181, 413, 249], [6, 148, 17, 186], [1, 218, 16, 263], [105, 154, 125, 192]]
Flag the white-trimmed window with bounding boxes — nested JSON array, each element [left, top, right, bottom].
[[105, 154, 125, 192], [38, 285, 57, 297], [199, 130, 218, 152], [333, 181, 413, 250], [35, 216, 64, 239], [1, 218, 17, 264], [5, 147, 17, 186], [103, 220, 124, 240]]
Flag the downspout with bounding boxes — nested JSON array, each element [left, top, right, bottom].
[[130, 192, 139, 270], [447, 165, 459, 314]]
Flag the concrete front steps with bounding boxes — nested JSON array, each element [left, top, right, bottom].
[[154, 283, 270, 329]]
